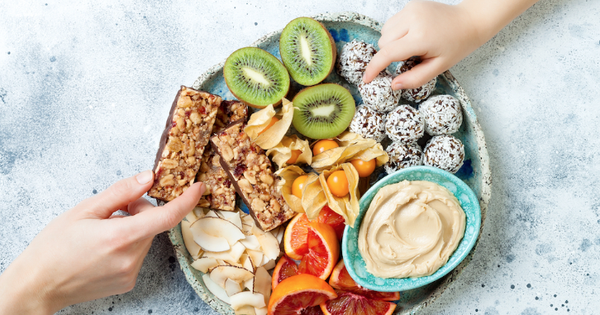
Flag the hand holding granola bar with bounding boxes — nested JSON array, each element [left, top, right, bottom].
[[0, 171, 205, 314]]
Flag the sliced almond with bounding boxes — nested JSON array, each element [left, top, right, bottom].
[[230, 292, 266, 311], [202, 274, 230, 304]]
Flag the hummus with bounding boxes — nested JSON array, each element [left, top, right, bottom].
[[358, 180, 465, 278]]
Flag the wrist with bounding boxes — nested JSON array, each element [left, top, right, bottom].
[[456, 1, 495, 47], [0, 257, 58, 315]]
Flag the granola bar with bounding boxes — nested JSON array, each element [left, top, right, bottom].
[[148, 86, 221, 202], [196, 100, 248, 210], [210, 122, 295, 231]]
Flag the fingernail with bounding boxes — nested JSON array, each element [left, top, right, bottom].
[[362, 73, 368, 83], [136, 170, 153, 185], [392, 82, 403, 90]]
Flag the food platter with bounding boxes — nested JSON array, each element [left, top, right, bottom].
[[168, 11, 491, 315]]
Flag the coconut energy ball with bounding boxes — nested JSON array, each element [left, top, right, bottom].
[[358, 73, 401, 113], [349, 105, 387, 142], [337, 40, 378, 86], [395, 57, 437, 103], [420, 95, 463, 136], [384, 105, 424, 143], [384, 142, 423, 174], [423, 135, 465, 173]]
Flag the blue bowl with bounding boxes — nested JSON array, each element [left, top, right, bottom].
[[342, 166, 481, 292]]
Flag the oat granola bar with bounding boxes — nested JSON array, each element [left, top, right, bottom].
[[196, 100, 248, 210], [210, 122, 295, 231], [148, 86, 221, 202]]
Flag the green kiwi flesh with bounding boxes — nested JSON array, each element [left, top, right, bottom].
[[280, 17, 336, 86], [292, 83, 355, 139], [223, 47, 290, 108]]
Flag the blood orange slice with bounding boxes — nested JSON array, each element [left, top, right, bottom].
[[297, 222, 340, 280], [284, 207, 346, 260], [268, 274, 337, 315], [329, 259, 400, 301], [272, 255, 298, 290], [320, 291, 396, 315], [316, 205, 345, 241], [284, 213, 311, 260]]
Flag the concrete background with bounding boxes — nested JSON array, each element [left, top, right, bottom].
[[1, 0, 599, 314]]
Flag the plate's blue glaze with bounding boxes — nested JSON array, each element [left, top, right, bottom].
[[342, 166, 482, 292], [172, 12, 491, 315]]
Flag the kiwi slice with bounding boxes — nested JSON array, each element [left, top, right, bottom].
[[280, 17, 336, 86], [223, 47, 290, 108], [292, 83, 355, 139]]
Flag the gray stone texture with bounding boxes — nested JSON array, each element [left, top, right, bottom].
[[1, 0, 599, 314]]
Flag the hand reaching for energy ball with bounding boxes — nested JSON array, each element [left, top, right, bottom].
[[363, 0, 540, 90], [0, 171, 205, 314]]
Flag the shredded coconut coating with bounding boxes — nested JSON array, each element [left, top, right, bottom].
[[384, 142, 423, 174], [358, 73, 401, 113], [337, 39, 377, 86], [349, 105, 387, 142], [423, 135, 465, 173], [420, 95, 463, 136], [384, 105, 424, 143], [395, 57, 437, 103]]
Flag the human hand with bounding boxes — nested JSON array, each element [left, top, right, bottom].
[[363, 1, 482, 90], [0, 171, 205, 314]]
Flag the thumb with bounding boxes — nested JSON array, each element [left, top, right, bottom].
[[127, 182, 205, 240], [84, 170, 154, 219]]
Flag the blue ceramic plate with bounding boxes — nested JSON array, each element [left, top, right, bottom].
[[342, 166, 482, 292], [169, 12, 491, 315]]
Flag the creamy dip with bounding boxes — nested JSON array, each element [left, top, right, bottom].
[[358, 180, 465, 278]]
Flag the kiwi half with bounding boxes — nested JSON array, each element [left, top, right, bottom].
[[292, 83, 355, 139], [280, 17, 336, 86], [223, 47, 290, 108]]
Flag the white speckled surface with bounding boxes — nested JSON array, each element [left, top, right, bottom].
[[1, 0, 599, 314]]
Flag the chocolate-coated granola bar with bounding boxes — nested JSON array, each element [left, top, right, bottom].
[[210, 122, 295, 231], [196, 100, 248, 210], [148, 86, 221, 202]]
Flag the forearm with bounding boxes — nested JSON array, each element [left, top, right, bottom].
[[459, 0, 540, 45]]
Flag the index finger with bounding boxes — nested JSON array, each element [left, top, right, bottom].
[[123, 182, 205, 241], [363, 37, 425, 83]]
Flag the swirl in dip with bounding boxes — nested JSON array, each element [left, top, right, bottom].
[[358, 180, 466, 278]]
